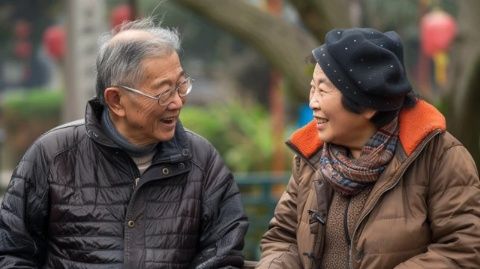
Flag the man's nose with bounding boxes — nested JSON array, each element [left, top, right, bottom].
[[166, 91, 184, 109]]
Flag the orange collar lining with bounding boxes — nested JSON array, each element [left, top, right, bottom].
[[289, 100, 446, 158]]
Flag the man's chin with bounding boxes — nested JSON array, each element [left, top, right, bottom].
[[156, 131, 176, 142]]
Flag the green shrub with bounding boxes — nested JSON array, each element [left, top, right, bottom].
[[0, 89, 63, 167], [2, 89, 63, 119], [181, 101, 292, 172]]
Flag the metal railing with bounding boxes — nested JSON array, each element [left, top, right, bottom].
[[235, 172, 290, 261]]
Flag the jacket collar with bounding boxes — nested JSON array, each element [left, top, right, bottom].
[[84, 98, 191, 162], [287, 100, 446, 159]]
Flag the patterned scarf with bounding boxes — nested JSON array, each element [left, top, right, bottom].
[[320, 118, 399, 196]]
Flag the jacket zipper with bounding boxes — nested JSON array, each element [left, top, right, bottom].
[[343, 198, 352, 264], [345, 198, 352, 267], [123, 154, 141, 265], [344, 199, 351, 244], [348, 130, 442, 269], [124, 160, 189, 265]]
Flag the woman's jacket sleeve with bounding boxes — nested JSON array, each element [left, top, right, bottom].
[[395, 144, 480, 268]]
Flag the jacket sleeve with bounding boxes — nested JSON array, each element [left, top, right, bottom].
[[190, 145, 249, 269], [0, 142, 49, 268], [256, 156, 303, 269], [395, 144, 480, 269]]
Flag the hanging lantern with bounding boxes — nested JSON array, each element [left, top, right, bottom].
[[420, 9, 457, 57], [420, 9, 457, 87], [43, 25, 66, 61], [110, 4, 133, 29]]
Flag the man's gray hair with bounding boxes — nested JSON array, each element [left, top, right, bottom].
[[95, 17, 181, 104]]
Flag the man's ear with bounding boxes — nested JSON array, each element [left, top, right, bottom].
[[362, 108, 377, 120], [104, 87, 126, 117]]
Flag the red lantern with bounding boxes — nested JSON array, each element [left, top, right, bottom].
[[111, 4, 133, 29], [43, 25, 66, 61], [420, 10, 457, 57]]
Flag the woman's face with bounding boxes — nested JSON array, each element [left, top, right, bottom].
[[309, 64, 376, 149]]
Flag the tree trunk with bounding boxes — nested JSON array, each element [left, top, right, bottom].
[[289, 0, 351, 40], [175, 0, 319, 101], [447, 0, 480, 164]]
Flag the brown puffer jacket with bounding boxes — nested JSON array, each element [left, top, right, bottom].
[[0, 99, 248, 269], [257, 100, 480, 269]]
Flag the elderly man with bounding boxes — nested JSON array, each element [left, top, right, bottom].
[[0, 18, 248, 268]]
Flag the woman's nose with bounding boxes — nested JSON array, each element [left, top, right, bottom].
[[309, 94, 320, 110]]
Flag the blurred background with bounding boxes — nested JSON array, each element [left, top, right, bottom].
[[0, 0, 479, 260]]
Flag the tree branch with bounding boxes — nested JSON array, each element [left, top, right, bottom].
[[289, 0, 351, 40], [175, 0, 319, 100]]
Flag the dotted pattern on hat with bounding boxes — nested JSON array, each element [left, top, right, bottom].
[[312, 28, 412, 111]]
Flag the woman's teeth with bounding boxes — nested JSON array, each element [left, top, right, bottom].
[[317, 118, 328, 124]]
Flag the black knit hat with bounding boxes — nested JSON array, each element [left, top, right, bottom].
[[312, 28, 412, 111]]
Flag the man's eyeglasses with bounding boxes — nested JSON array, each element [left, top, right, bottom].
[[114, 77, 193, 106]]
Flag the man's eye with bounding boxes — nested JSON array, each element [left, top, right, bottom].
[[155, 89, 170, 98]]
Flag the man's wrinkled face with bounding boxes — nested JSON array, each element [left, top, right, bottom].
[[118, 52, 187, 145]]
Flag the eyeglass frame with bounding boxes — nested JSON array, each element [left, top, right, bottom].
[[112, 76, 193, 106]]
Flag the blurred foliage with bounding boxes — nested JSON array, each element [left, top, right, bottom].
[[2, 89, 63, 118], [0, 89, 63, 166], [181, 101, 292, 172]]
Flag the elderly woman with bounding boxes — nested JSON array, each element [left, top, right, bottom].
[[257, 28, 480, 269]]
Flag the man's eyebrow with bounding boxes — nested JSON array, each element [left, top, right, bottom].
[[178, 71, 187, 82], [151, 71, 186, 89], [151, 79, 170, 89]]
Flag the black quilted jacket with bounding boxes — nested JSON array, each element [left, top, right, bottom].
[[0, 99, 248, 269]]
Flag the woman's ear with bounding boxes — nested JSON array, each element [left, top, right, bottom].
[[104, 87, 126, 117], [362, 108, 377, 120]]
